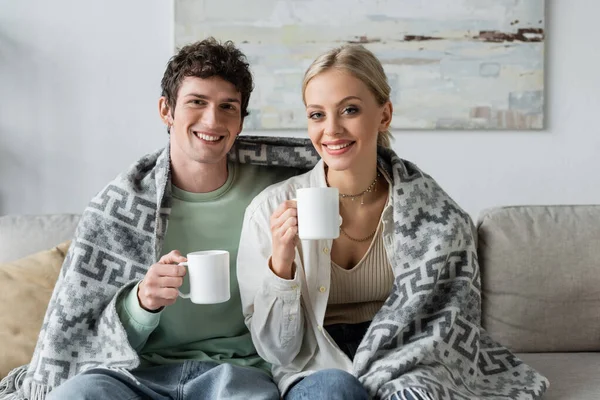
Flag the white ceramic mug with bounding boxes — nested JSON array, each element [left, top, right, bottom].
[[178, 250, 230, 304], [296, 187, 340, 240]]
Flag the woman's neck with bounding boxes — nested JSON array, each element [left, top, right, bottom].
[[326, 164, 379, 198]]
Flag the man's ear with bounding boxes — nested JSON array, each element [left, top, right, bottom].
[[159, 97, 173, 126], [234, 115, 245, 137], [379, 101, 393, 132]]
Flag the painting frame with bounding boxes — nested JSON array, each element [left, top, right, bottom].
[[174, 0, 545, 131]]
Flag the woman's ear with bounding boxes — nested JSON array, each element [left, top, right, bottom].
[[379, 101, 393, 131]]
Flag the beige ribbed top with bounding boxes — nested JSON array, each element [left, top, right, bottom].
[[324, 221, 394, 326]]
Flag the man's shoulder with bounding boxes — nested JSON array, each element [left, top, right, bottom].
[[88, 147, 168, 207]]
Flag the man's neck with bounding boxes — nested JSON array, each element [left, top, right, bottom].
[[171, 157, 229, 193]]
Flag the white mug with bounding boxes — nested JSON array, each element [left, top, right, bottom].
[[296, 187, 340, 240], [178, 250, 230, 304]]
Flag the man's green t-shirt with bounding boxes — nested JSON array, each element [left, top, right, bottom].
[[116, 161, 295, 373]]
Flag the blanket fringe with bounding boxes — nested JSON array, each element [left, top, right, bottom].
[[0, 365, 27, 399], [0, 365, 28, 400], [29, 383, 50, 400], [0, 367, 52, 400]]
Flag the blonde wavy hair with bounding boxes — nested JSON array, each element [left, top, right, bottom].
[[302, 45, 393, 148]]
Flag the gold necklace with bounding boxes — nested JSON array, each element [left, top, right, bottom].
[[337, 170, 381, 241], [340, 226, 377, 242], [338, 172, 380, 205]]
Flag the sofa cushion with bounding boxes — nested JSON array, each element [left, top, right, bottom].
[[478, 205, 600, 352], [518, 352, 600, 400], [0, 214, 79, 263], [0, 241, 70, 378]]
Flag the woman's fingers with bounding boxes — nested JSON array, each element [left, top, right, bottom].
[[271, 204, 298, 233], [271, 200, 297, 220], [277, 216, 298, 240], [281, 225, 298, 243]]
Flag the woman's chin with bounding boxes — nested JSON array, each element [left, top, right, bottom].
[[323, 158, 353, 172]]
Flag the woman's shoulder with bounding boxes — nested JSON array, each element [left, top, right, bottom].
[[383, 152, 473, 232]]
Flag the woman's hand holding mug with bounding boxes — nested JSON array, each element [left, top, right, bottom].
[[270, 200, 298, 280]]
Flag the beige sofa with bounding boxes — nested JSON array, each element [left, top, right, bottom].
[[1, 205, 598, 399], [0, 214, 79, 380], [478, 205, 600, 400]]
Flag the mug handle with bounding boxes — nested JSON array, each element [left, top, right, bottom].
[[177, 261, 190, 299]]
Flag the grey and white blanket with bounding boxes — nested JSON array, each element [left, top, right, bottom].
[[0, 136, 319, 400], [0, 136, 547, 400], [353, 147, 548, 399]]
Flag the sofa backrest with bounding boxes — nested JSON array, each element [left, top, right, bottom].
[[478, 205, 600, 353], [0, 214, 80, 262]]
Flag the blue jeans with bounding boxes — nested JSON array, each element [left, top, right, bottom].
[[324, 323, 434, 400], [46, 361, 279, 400], [284, 369, 369, 400]]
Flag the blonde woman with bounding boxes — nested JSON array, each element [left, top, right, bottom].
[[237, 45, 548, 400]]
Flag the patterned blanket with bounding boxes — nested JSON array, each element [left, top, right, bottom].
[[0, 136, 319, 400], [353, 147, 548, 399], [0, 136, 547, 400]]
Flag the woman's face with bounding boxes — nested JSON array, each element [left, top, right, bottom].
[[304, 68, 391, 173]]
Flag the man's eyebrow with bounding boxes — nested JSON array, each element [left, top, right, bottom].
[[185, 93, 240, 103], [306, 95, 362, 109]]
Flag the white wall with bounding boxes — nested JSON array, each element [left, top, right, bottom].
[[0, 0, 173, 214], [1, 0, 598, 218]]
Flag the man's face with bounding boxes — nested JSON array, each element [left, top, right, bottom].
[[163, 76, 243, 166]]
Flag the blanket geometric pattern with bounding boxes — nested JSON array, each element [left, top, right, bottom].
[[0, 136, 319, 400], [353, 147, 548, 399], [0, 136, 547, 400]]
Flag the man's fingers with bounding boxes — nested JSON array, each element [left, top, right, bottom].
[[159, 250, 187, 265], [157, 276, 184, 289], [138, 277, 180, 308], [140, 286, 179, 302], [156, 287, 179, 300], [153, 263, 186, 277]]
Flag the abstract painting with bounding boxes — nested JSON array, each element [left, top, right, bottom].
[[175, 0, 545, 130]]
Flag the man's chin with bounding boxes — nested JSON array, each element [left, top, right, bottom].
[[190, 149, 231, 166]]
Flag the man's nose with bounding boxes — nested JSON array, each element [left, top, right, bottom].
[[201, 105, 220, 127]]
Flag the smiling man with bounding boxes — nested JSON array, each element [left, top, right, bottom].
[[0, 38, 309, 400]]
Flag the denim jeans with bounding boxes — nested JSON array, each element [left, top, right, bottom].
[[284, 369, 369, 400], [46, 361, 279, 400], [324, 322, 434, 400]]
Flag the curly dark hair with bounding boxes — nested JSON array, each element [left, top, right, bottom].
[[161, 37, 253, 119]]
